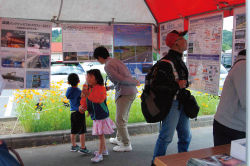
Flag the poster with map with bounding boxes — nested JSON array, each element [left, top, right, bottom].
[[62, 24, 113, 62], [188, 12, 223, 95]]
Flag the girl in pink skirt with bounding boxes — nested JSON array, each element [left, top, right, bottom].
[[79, 69, 115, 163]]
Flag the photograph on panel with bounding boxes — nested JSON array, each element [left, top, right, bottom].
[[131, 74, 146, 84], [63, 52, 77, 61], [26, 71, 50, 88], [27, 51, 50, 69], [114, 25, 152, 63], [234, 43, 245, 52], [27, 31, 50, 49], [125, 63, 143, 75], [235, 30, 246, 39], [77, 52, 90, 61], [93, 43, 113, 57], [1, 69, 25, 89], [1, 30, 25, 48], [188, 42, 194, 53], [1, 50, 25, 68], [236, 13, 246, 29]]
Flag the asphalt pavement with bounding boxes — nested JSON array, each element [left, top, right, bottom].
[[14, 126, 214, 166]]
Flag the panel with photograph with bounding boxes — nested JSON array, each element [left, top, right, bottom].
[[27, 31, 50, 50], [1, 69, 25, 89], [235, 30, 245, 39], [26, 71, 50, 88], [132, 74, 146, 84], [236, 13, 246, 29], [235, 43, 245, 52], [63, 52, 77, 61], [114, 46, 152, 63], [1, 30, 25, 48], [114, 25, 152, 63], [125, 63, 143, 75], [1, 50, 25, 68], [77, 52, 93, 61], [27, 52, 50, 69], [93, 43, 112, 53]]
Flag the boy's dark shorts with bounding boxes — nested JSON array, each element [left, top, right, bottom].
[[71, 111, 87, 134]]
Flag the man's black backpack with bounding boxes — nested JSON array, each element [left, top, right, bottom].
[[140, 60, 175, 123], [141, 58, 200, 123]]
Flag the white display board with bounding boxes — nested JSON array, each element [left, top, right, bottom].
[[159, 19, 184, 58], [0, 18, 52, 89], [232, 6, 246, 64], [62, 24, 113, 62], [187, 12, 223, 95]]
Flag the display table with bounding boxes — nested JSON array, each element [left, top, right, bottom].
[[154, 144, 231, 166]]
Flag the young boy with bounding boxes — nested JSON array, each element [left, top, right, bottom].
[[66, 73, 91, 155]]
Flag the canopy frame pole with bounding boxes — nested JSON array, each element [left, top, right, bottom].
[[246, 0, 249, 165], [144, 0, 158, 24], [57, 0, 63, 21]]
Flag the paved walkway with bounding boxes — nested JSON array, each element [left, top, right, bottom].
[[15, 126, 213, 166]]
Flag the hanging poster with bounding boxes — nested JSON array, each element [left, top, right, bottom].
[[0, 18, 52, 89], [159, 19, 184, 58], [113, 25, 152, 83], [62, 24, 113, 62], [232, 6, 246, 64], [187, 12, 223, 95]]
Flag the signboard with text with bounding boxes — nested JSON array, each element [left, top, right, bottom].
[[0, 18, 52, 89]]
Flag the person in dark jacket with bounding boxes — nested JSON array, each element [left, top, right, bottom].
[[79, 69, 115, 163], [151, 30, 192, 165]]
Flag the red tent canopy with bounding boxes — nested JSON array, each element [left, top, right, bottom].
[[145, 0, 245, 48], [145, 0, 245, 26]]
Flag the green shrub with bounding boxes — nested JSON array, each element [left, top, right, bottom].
[[191, 90, 220, 116], [12, 81, 219, 133]]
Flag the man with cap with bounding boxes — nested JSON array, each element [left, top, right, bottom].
[[151, 30, 191, 165]]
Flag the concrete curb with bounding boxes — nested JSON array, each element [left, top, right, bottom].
[[0, 116, 17, 122], [0, 115, 214, 149]]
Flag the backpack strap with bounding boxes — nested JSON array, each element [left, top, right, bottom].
[[229, 59, 245, 72], [161, 59, 180, 101], [145, 61, 160, 87], [161, 59, 179, 82], [145, 59, 180, 94]]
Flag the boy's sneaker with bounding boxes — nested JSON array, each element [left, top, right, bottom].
[[113, 143, 132, 152], [94, 149, 109, 156], [91, 153, 103, 162], [78, 146, 91, 155], [109, 137, 122, 145], [70, 144, 80, 152]]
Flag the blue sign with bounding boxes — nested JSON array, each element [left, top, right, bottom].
[[114, 49, 124, 53]]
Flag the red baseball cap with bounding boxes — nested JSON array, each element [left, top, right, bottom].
[[165, 30, 188, 48]]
